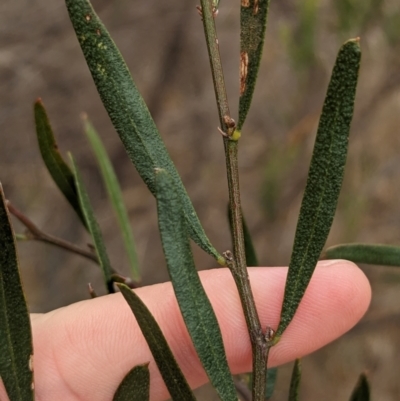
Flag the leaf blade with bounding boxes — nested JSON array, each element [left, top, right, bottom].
[[288, 359, 301, 401], [239, 0, 271, 130], [349, 373, 370, 401], [65, 0, 224, 265], [275, 39, 361, 340], [113, 364, 150, 401], [325, 243, 400, 266], [0, 184, 34, 401], [266, 367, 278, 399], [155, 169, 237, 401], [117, 284, 196, 401], [228, 206, 259, 266], [83, 116, 141, 282], [34, 99, 87, 228], [70, 155, 114, 293]]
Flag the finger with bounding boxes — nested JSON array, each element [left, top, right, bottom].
[[9, 260, 370, 401]]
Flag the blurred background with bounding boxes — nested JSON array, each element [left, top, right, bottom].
[[1, 0, 400, 399]]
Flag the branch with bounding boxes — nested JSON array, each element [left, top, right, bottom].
[[6, 200, 99, 263], [198, 2, 268, 399]]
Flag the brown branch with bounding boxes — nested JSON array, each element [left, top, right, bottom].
[[6, 200, 98, 263]]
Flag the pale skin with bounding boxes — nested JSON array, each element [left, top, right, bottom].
[[0, 260, 371, 401]]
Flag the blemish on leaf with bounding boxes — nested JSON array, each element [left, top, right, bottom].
[[240, 52, 249, 95], [96, 29, 101, 36], [241, 0, 250, 6], [28, 355, 33, 371], [85, 14, 91, 21], [253, 0, 259, 14]]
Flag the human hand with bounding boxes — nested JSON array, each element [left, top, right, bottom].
[[0, 260, 370, 401]]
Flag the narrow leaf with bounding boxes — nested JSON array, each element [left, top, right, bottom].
[[275, 39, 361, 340], [0, 184, 34, 401], [228, 206, 259, 266], [288, 359, 301, 401], [117, 284, 196, 401], [65, 0, 224, 265], [113, 364, 150, 401], [349, 373, 370, 401], [70, 155, 114, 293], [83, 116, 141, 282], [34, 99, 87, 228], [266, 367, 278, 399], [155, 169, 237, 401], [239, 0, 270, 130], [325, 243, 400, 267]]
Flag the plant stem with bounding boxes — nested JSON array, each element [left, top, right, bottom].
[[198, 1, 268, 399], [7, 201, 137, 289], [6, 200, 99, 263]]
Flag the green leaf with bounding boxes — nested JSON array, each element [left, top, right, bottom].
[[113, 364, 150, 401], [266, 367, 278, 399], [34, 99, 87, 229], [65, 0, 224, 266], [275, 39, 361, 340], [288, 359, 301, 401], [239, 0, 271, 130], [228, 206, 259, 266], [70, 155, 114, 293], [0, 184, 34, 401], [117, 284, 196, 400], [155, 169, 237, 401], [349, 373, 370, 401], [325, 243, 400, 267], [83, 116, 141, 282]]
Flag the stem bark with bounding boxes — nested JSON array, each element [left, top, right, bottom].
[[198, 1, 269, 399]]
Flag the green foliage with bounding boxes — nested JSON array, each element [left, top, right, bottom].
[[117, 284, 196, 400], [228, 207, 259, 266], [65, 0, 224, 265], [155, 169, 237, 400], [34, 99, 87, 228], [288, 359, 301, 401], [113, 364, 150, 401], [349, 373, 370, 401], [0, 185, 34, 401], [239, 0, 270, 130], [83, 116, 141, 282], [266, 367, 278, 399], [70, 155, 115, 293], [325, 243, 400, 266], [284, 0, 319, 70], [275, 39, 361, 340], [2, 0, 391, 399]]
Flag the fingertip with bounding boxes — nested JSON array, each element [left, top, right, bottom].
[[269, 260, 371, 366]]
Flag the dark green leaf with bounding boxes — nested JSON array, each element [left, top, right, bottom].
[[70, 155, 114, 293], [65, 0, 224, 265], [325, 243, 400, 266], [0, 184, 34, 401], [275, 39, 361, 340], [266, 367, 278, 399], [83, 116, 141, 282], [288, 359, 301, 401], [34, 99, 87, 228], [155, 169, 237, 401], [228, 206, 259, 267], [349, 373, 370, 401], [239, 0, 270, 130], [117, 284, 196, 401], [113, 364, 150, 401]]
